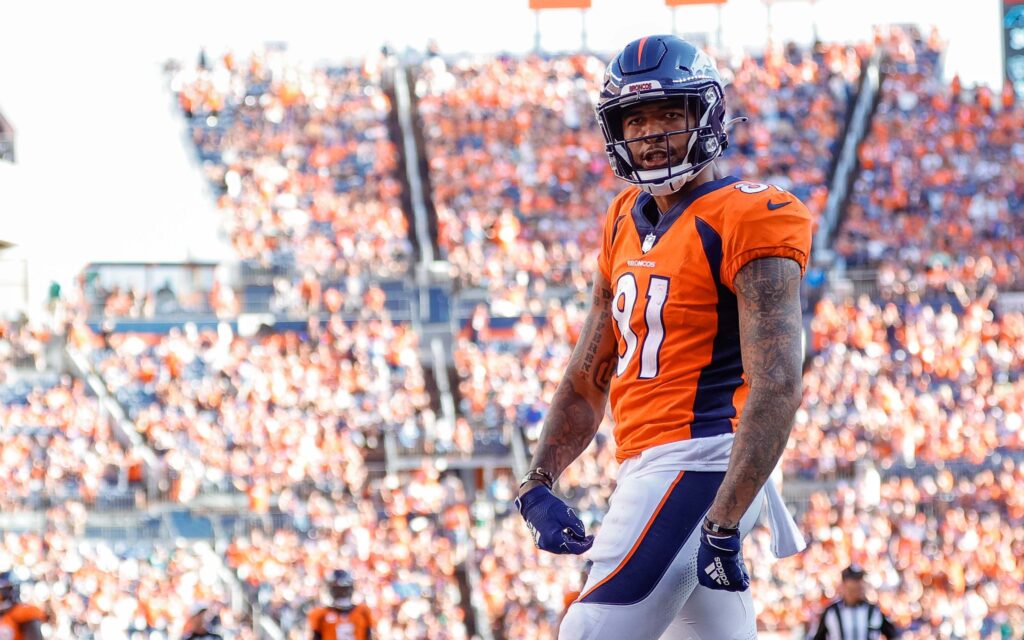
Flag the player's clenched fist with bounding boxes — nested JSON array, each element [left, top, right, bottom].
[[697, 518, 749, 592], [516, 486, 594, 555]]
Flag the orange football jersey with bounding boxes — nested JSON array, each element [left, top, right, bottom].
[[0, 603, 46, 640], [308, 604, 373, 640], [597, 176, 812, 461]]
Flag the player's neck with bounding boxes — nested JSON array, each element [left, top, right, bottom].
[[651, 164, 717, 215]]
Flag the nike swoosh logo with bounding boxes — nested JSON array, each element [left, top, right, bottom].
[[766, 199, 792, 210]]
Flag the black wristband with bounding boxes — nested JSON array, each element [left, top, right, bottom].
[[519, 468, 555, 490], [703, 517, 740, 536]]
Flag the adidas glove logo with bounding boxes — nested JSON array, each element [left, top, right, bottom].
[[704, 558, 730, 587]]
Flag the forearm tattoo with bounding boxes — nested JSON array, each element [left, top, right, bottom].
[[708, 257, 804, 528], [530, 281, 615, 478]]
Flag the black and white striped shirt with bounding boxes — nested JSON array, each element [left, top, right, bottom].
[[810, 599, 899, 640]]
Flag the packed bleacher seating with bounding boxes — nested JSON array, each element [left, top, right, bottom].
[[839, 27, 1024, 284], [791, 289, 1024, 479], [0, 375, 142, 510], [416, 52, 610, 295], [747, 461, 1024, 638], [73, 307, 430, 503], [1, 506, 256, 640], [1, 317, 143, 511], [168, 49, 413, 315], [225, 468, 471, 639]]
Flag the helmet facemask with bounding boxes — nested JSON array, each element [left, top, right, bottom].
[[598, 83, 727, 197]]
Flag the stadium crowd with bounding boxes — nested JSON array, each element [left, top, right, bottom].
[[1, 504, 256, 640], [0, 376, 141, 511], [839, 27, 1024, 286], [73, 308, 430, 504], [1, 316, 142, 511], [169, 49, 413, 314], [791, 289, 1024, 479], [746, 461, 1024, 638], [225, 467, 471, 639]]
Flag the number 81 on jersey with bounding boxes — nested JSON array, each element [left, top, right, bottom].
[[611, 274, 669, 380]]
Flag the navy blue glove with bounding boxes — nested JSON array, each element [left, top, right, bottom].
[[516, 486, 594, 555], [697, 518, 749, 592]]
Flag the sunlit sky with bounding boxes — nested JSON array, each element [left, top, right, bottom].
[[0, 0, 1007, 311]]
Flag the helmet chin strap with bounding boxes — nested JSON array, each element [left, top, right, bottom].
[[636, 161, 699, 196], [333, 597, 353, 608]]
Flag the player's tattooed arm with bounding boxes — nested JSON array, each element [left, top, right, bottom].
[[520, 275, 617, 494], [706, 257, 804, 529]]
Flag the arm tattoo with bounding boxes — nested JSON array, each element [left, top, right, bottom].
[[577, 285, 615, 393], [707, 257, 804, 528], [527, 280, 616, 480], [531, 378, 600, 478]]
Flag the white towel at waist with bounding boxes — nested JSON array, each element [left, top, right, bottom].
[[617, 434, 807, 558]]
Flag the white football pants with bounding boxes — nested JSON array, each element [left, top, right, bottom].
[[559, 465, 764, 640]]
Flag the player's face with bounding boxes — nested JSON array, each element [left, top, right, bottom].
[[621, 99, 697, 170], [842, 577, 866, 603], [330, 584, 354, 601]]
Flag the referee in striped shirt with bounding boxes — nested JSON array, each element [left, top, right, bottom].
[[810, 565, 899, 639]]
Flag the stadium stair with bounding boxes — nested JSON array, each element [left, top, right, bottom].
[[64, 343, 166, 502], [386, 55, 502, 637]]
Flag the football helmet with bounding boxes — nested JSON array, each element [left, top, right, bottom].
[[596, 35, 734, 196], [327, 569, 355, 609], [0, 571, 19, 611]]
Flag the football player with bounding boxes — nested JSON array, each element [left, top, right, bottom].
[[0, 571, 44, 640], [516, 34, 810, 639], [308, 570, 373, 640]]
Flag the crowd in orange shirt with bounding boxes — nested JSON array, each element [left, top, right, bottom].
[[747, 461, 1024, 638], [169, 49, 412, 315], [76, 308, 430, 503], [2, 506, 256, 640], [225, 468, 471, 640], [838, 28, 1024, 283]]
